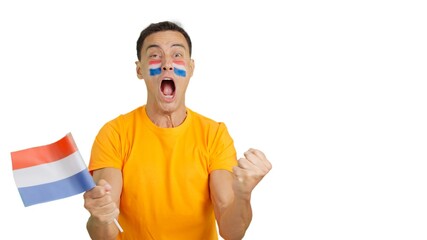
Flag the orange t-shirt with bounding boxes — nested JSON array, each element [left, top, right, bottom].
[[89, 106, 237, 240]]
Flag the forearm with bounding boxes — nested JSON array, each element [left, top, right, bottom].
[[218, 196, 253, 240], [87, 216, 119, 240]]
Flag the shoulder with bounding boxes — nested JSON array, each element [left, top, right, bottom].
[[188, 108, 226, 128], [94, 106, 144, 139], [103, 106, 144, 127], [187, 108, 233, 139], [116, 105, 144, 122]]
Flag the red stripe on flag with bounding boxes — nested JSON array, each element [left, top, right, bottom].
[[148, 60, 162, 65], [11, 133, 77, 170], [173, 60, 185, 66]]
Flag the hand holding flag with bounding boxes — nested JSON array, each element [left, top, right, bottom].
[[10, 133, 123, 232], [84, 179, 123, 233]]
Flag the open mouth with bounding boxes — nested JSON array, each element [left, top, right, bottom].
[[161, 78, 176, 99]]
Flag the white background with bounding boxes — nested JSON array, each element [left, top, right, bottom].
[[1, 0, 426, 239]]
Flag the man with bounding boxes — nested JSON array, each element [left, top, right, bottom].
[[83, 21, 272, 240]]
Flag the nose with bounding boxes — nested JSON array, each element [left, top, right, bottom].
[[162, 60, 173, 71]]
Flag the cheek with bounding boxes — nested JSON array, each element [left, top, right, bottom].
[[178, 78, 190, 91], [137, 63, 148, 79], [144, 79, 158, 91]]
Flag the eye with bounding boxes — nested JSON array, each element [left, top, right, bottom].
[[174, 52, 183, 58], [148, 50, 162, 59]]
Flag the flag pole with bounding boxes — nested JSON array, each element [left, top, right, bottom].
[[114, 218, 123, 232]]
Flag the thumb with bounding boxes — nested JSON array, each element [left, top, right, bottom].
[[97, 179, 112, 192]]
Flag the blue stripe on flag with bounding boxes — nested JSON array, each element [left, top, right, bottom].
[[17, 169, 95, 207], [174, 68, 186, 77], [150, 68, 162, 76]]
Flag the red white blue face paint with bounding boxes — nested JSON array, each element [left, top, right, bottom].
[[173, 61, 187, 77], [149, 60, 162, 76]]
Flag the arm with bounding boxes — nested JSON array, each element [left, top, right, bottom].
[[210, 169, 252, 240], [210, 148, 272, 240], [83, 167, 123, 240]]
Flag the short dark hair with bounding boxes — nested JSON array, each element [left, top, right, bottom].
[[136, 21, 192, 61]]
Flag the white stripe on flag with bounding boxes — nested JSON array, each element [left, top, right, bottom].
[[13, 151, 87, 188]]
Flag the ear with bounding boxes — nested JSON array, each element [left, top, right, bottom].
[[187, 59, 195, 78], [135, 61, 144, 79]]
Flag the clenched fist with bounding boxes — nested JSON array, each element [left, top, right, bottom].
[[232, 148, 272, 198], [83, 179, 119, 226]]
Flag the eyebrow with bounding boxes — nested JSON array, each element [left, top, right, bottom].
[[145, 43, 187, 52]]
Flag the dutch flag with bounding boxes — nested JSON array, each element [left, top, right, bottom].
[[173, 61, 186, 77], [149, 60, 162, 76], [11, 133, 95, 207]]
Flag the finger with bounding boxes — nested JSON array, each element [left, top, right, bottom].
[[248, 148, 273, 170], [89, 204, 120, 225], [83, 179, 113, 199], [84, 185, 107, 199], [95, 193, 116, 208], [243, 149, 271, 172], [84, 192, 117, 215], [248, 148, 266, 160], [252, 149, 272, 169], [97, 179, 112, 192], [237, 157, 255, 170], [84, 187, 112, 206]]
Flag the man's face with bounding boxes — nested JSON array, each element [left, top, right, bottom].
[[136, 30, 194, 113]]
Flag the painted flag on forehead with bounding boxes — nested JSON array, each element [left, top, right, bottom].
[[173, 61, 186, 77], [149, 60, 162, 76], [11, 133, 95, 207]]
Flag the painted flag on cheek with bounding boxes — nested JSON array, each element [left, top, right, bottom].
[[173, 61, 186, 77], [149, 60, 162, 76], [11, 133, 95, 207]]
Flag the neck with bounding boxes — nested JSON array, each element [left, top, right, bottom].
[[145, 105, 187, 128]]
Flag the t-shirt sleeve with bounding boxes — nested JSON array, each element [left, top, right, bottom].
[[208, 122, 237, 173], [88, 119, 124, 173]]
